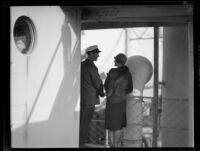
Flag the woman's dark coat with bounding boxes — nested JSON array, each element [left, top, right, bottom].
[[104, 65, 133, 130], [104, 65, 133, 103]]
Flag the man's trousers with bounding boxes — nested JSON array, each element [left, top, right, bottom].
[[79, 105, 95, 147]]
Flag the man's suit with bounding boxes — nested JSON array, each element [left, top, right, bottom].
[[79, 59, 104, 146]]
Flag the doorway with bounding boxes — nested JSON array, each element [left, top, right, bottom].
[[81, 27, 164, 147]]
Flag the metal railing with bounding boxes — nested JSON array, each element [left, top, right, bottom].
[[85, 96, 155, 148], [85, 95, 188, 148]]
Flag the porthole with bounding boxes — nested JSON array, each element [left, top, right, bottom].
[[13, 16, 36, 55]]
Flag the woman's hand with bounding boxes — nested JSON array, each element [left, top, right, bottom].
[[95, 98, 106, 112]]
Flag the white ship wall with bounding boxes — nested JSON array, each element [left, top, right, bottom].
[[10, 6, 81, 148]]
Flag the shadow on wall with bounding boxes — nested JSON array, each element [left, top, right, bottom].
[[12, 7, 80, 147]]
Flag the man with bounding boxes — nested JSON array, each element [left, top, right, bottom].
[[79, 45, 105, 147]]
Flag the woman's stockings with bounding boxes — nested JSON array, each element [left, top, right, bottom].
[[113, 129, 123, 147]]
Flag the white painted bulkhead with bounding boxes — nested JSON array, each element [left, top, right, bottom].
[[161, 25, 194, 147], [10, 6, 81, 147]]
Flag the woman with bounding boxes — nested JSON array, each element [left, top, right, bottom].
[[104, 53, 133, 147]]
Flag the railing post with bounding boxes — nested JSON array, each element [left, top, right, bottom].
[[152, 26, 159, 147], [105, 130, 109, 146]]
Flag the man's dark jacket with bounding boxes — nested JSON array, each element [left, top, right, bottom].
[[81, 59, 104, 106]]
